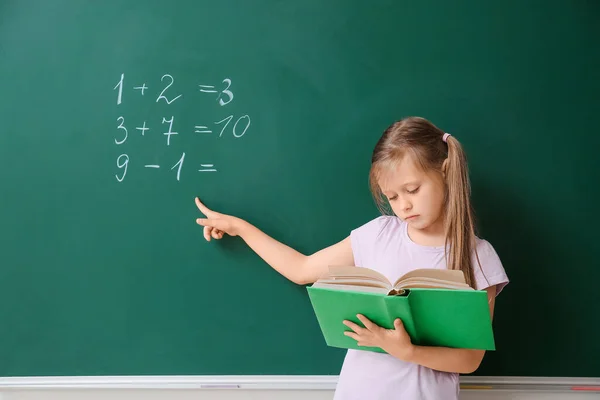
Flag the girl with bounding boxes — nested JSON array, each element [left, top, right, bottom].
[[194, 116, 509, 400]]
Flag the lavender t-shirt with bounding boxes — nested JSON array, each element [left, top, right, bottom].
[[333, 216, 509, 400]]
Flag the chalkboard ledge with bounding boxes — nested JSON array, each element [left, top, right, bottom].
[[0, 376, 599, 392]]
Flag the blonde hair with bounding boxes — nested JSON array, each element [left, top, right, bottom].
[[369, 116, 479, 288]]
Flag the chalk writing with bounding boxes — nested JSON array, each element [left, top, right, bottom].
[[113, 72, 251, 182], [194, 125, 212, 134], [199, 164, 217, 172], [171, 152, 185, 181], [136, 121, 149, 136], [115, 154, 129, 182], [133, 83, 148, 95], [162, 116, 178, 146], [199, 84, 217, 93], [115, 117, 127, 144], [199, 78, 234, 106], [113, 73, 124, 105], [232, 115, 251, 138], [217, 78, 234, 106], [156, 74, 182, 104], [215, 115, 233, 137]]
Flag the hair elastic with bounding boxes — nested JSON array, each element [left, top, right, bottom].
[[443, 133, 451, 143]]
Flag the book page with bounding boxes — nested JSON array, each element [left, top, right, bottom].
[[395, 278, 473, 290], [320, 265, 392, 287], [310, 281, 389, 294], [394, 268, 466, 287], [314, 277, 391, 289]]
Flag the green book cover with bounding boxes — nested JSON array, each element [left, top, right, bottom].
[[306, 286, 495, 353]]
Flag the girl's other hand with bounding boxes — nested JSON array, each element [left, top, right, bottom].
[[343, 314, 414, 362]]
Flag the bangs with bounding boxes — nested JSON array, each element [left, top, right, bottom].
[[371, 149, 428, 189], [368, 153, 403, 216]]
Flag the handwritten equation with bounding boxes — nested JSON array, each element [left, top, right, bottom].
[[113, 73, 251, 182]]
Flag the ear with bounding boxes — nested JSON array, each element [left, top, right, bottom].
[[441, 158, 449, 179]]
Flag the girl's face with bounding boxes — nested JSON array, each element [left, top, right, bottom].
[[378, 154, 447, 235]]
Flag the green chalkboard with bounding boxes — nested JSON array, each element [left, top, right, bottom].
[[1, 0, 599, 377]]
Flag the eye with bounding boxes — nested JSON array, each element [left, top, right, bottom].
[[388, 195, 398, 201], [407, 187, 420, 194]]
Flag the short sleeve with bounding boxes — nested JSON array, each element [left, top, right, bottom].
[[472, 239, 509, 295], [350, 216, 392, 268]]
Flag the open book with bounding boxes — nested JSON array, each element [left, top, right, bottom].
[[312, 266, 473, 295], [306, 266, 494, 352]]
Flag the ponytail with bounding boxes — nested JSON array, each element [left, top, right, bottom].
[[443, 136, 477, 288]]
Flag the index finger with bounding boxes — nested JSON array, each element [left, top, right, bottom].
[[356, 314, 377, 330], [195, 197, 212, 215], [342, 320, 364, 333]]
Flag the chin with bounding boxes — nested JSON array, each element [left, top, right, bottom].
[[410, 219, 434, 231]]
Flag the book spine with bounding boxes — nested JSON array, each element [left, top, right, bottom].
[[383, 295, 419, 344]]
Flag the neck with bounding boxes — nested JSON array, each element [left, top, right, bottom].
[[407, 217, 446, 247]]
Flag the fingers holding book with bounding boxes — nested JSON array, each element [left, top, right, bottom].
[[343, 314, 414, 361]]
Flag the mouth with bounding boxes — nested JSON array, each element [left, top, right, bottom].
[[405, 215, 419, 220]]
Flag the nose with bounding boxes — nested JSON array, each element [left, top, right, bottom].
[[399, 196, 412, 211]]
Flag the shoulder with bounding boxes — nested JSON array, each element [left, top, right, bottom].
[[349, 215, 403, 266], [472, 237, 509, 295], [351, 215, 404, 243]]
